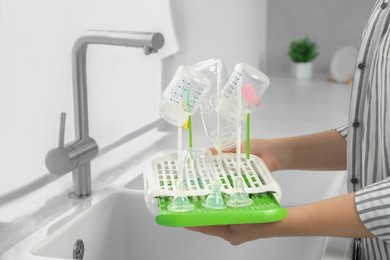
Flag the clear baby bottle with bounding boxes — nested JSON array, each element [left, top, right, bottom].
[[218, 63, 270, 123], [159, 65, 211, 128]]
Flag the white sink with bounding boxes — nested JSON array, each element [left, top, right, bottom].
[[31, 190, 325, 260], [0, 163, 350, 260], [26, 169, 348, 260]]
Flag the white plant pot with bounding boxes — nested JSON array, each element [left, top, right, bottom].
[[291, 62, 313, 79]]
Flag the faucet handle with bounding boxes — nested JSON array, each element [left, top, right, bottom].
[[45, 112, 78, 175], [58, 112, 66, 148]]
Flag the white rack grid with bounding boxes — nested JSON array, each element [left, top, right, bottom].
[[144, 152, 282, 210]]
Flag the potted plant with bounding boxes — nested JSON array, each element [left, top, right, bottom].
[[288, 37, 319, 79]]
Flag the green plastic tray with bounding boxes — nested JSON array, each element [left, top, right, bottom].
[[155, 192, 287, 227]]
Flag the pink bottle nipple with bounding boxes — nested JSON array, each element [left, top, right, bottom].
[[242, 83, 260, 108]]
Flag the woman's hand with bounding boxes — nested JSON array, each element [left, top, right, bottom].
[[186, 193, 374, 245], [211, 138, 279, 172], [186, 222, 281, 245], [213, 130, 347, 172], [189, 130, 351, 245]]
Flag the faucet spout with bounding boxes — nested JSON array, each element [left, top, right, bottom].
[[46, 31, 165, 198], [72, 31, 165, 140]]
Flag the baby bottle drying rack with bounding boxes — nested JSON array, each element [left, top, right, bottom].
[[143, 151, 287, 227], [146, 59, 287, 227]]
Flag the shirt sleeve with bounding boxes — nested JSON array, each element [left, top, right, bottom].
[[333, 123, 348, 140], [355, 177, 390, 242]]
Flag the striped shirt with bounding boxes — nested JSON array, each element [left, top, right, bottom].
[[335, 0, 390, 258]]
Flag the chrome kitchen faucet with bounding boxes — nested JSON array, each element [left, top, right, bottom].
[[45, 31, 164, 197]]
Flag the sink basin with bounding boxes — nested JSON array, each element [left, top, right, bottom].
[[0, 165, 348, 260], [31, 190, 326, 260], [29, 169, 348, 260]]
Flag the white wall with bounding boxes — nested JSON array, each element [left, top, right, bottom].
[[0, 0, 178, 198], [0, 0, 267, 200], [163, 0, 267, 87]]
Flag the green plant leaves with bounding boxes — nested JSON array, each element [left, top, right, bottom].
[[288, 37, 319, 62]]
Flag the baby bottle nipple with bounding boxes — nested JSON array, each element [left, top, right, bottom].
[[202, 180, 227, 210], [168, 181, 194, 213], [226, 177, 253, 208]]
